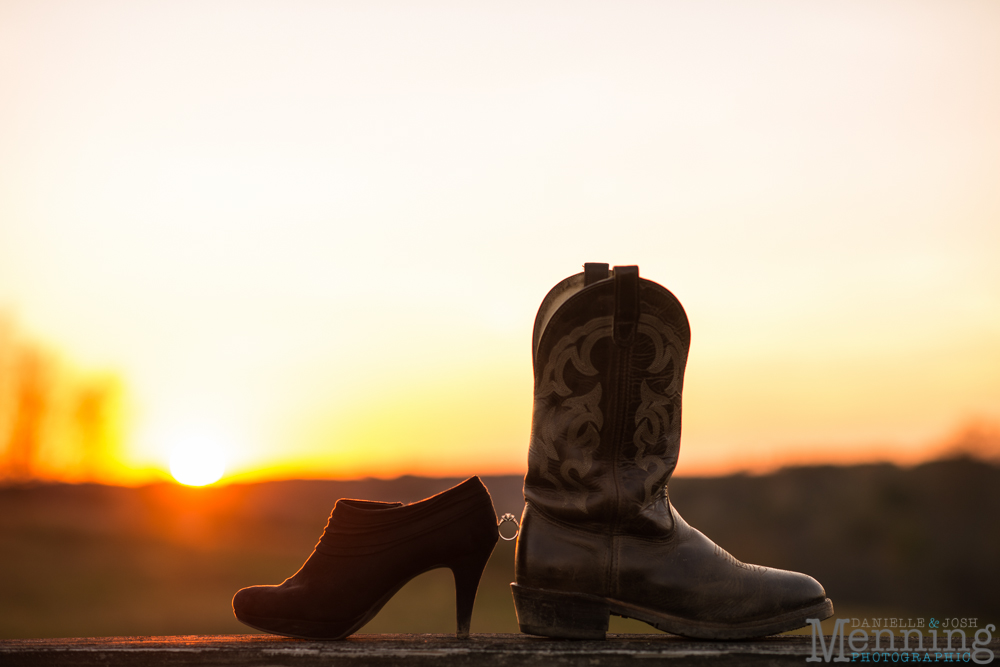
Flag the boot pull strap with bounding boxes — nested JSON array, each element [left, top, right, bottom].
[[583, 262, 610, 286], [613, 265, 640, 346]]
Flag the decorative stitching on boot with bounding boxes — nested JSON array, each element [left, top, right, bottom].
[[531, 316, 612, 511], [632, 313, 686, 506]]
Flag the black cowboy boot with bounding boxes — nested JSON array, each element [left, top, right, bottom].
[[234, 477, 499, 639], [512, 264, 833, 639]]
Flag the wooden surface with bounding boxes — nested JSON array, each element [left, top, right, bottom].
[[3, 634, 999, 667]]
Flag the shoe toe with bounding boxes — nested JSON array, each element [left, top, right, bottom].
[[232, 585, 268, 620]]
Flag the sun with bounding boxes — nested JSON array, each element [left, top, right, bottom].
[[169, 438, 227, 486]]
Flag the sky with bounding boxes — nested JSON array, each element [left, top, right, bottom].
[[1, 0, 999, 484]]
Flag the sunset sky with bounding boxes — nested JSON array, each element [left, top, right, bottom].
[[1, 0, 998, 485]]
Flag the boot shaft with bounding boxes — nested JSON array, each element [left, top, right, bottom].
[[524, 265, 691, 536]]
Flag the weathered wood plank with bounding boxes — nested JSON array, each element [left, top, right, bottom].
[[2, 634, 999, 667]]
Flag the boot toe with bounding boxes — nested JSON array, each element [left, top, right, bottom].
[[780, 570, 827, 607], [762, 567, 829, 616]]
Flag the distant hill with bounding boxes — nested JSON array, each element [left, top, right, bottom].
[[1, 457, 997, 638]]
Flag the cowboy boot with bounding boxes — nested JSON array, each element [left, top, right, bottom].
[[511, 264, 834, 639]]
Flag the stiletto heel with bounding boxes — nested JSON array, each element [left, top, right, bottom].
[[451, 544, 495, 639], [233, 477, 499, 640]]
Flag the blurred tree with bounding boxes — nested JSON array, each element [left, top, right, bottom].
[[73, 376, 123, 480], [945, 421, 1000, 462], [0, 316, 123, 483], [3, 346, 52, 481]]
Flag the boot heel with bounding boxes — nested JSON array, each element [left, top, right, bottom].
[[450, 547, 494, 639], [511, 583, 610, 639]]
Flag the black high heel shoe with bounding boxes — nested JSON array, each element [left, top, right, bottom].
[[232, 476, 499, 639]]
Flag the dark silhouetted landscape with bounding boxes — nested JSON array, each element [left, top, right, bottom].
[[1, 457, 998, 638]]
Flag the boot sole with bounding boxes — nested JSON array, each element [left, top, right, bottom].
[[511, 583, 835, 640]]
